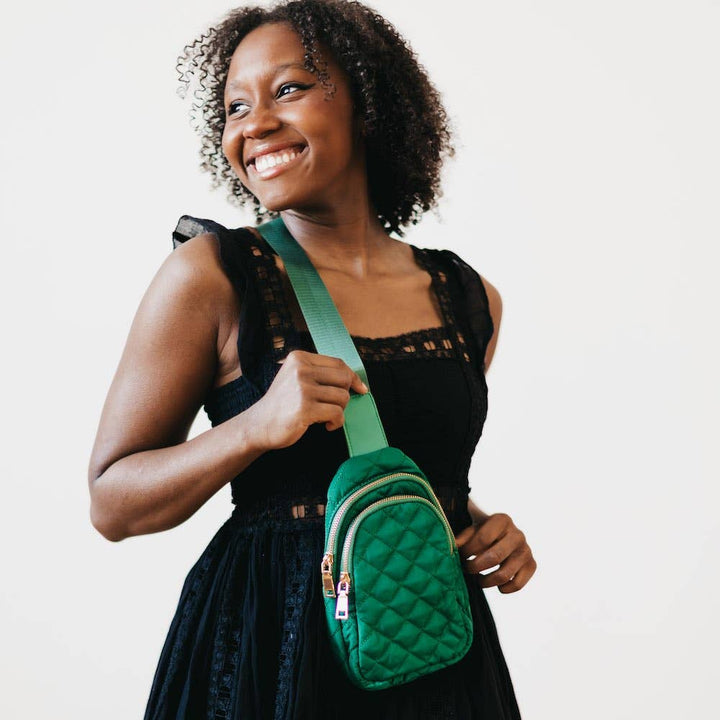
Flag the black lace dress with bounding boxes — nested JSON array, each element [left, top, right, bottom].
[[143, 216, 522, 720]]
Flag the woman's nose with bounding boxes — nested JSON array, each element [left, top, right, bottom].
[[242, 102, 283, 139]]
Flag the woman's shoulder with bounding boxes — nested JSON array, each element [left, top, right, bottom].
[[166, 219, 230, 295], [165, 215, 259, 333], [422, 246, 499, 313], [170, 214, 262, 281]]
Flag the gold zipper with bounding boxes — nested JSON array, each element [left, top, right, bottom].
[[321, 472, 438, 598], [321, 554, 336, 596], [333, 495, 455, 621]]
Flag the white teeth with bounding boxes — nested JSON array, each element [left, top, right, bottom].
[[254, 146, 304, 172]]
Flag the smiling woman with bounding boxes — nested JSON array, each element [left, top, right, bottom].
[[219, 21, 367, 223], [175, 0, 456, 236], [87, 1, 533, 718]]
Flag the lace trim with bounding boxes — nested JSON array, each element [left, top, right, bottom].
[[243, 228, 469, 364], [228, 486, 470, 527], [209, 610, 242, 719], [418, 249, 488, 484], [429, 261, 472, 365], [273, 532, 315, 720], [294, 324, 456, 361], [161, 548, 217, 709]]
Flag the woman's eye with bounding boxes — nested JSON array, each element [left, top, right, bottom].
[[228, 102, 249, 116], [278, 82, 311, 97], [227, 83, 311, 116]]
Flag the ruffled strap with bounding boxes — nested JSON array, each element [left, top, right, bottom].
[[172, 215, 232, 250], [427, 248, 495, 377], [171, 215, 266, 397]]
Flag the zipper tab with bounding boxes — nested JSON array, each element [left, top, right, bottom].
[[321, 553, 336, 597], [334, 573, 351, 620]]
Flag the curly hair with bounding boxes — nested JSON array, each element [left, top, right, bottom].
[[177, 0, 455, 236]]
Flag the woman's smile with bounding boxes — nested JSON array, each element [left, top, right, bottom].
[[248, 144, 308, 179], [220, 22, 363, 212]]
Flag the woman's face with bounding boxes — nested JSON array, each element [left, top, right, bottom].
[[221, 22, 364, 213]]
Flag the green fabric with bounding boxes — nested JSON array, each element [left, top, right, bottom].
[[322, 446, 473, 690], [255, 217, 473, 690]]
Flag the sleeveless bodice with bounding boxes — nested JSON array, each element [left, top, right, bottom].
[[173, 217, 494, 532]]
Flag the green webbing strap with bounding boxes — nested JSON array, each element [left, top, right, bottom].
[[256, 216, 388, 457]]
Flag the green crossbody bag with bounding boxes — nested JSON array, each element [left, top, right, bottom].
[[257, 216, 474, 691]]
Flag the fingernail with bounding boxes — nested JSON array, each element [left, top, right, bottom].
[[361, 382, 368, 392]]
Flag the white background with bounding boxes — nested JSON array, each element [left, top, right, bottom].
[[1, 1, 718, 717]]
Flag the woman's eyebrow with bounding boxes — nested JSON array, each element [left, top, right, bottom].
[[227, 62, 309, 91]]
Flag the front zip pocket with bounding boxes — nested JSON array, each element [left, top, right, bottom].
[[334, 495, 456, 621], [321, 472, 440, 598]]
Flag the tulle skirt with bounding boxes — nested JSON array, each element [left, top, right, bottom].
[[143, 505, 522, 720]]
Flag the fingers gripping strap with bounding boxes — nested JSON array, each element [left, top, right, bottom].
[[256, 217, 388, 456]]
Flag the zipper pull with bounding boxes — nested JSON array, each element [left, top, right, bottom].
[[321, 553, 336, 597], [335, 573, 351, 620]]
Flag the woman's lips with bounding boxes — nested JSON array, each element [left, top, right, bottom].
[[249, 145, 308, 179]]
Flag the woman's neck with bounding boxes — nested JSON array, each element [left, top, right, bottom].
[[278, 207, 397, 281]]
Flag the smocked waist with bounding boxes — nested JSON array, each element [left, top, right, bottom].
[[227, 485, 472, 533]]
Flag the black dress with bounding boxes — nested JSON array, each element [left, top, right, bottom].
[[143, 216, 522, 720]]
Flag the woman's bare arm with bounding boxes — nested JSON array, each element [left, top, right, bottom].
[[480, 274, 502, 375], [88, 234, 268, 542], [467, 274, 503, 523]]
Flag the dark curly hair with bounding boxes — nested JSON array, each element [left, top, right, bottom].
[[177, 0, 455, 236]]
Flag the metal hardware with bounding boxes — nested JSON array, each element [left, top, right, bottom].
[[321, 553, 336, 597], [335, 573, 351, 620]]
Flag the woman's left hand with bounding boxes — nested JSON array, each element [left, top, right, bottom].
[[454, 513, 537, 593]]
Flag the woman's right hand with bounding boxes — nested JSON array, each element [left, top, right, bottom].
[[252, 350, 369, 451]]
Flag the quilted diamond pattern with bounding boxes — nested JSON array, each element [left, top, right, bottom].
[[325, 447, 424, 519], [322, 447, 473, 691]]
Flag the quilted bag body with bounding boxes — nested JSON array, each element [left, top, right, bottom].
[[321, 445, 473, 690], [256, 218, 474, 691]]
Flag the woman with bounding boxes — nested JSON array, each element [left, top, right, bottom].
[[88, 1, 536, 717]]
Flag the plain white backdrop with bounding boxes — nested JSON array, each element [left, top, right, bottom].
[[1, 1, 718, 717]]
